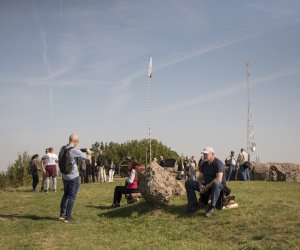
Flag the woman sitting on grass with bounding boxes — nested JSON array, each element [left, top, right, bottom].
[[111, 159, 139, 208]]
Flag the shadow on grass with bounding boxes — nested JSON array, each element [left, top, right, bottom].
[[0, 214, 59, 221], [95, 202, 206, 218]]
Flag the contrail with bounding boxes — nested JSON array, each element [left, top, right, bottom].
[[157, 68, 299, 114], [31, 0, 54, 121], [60, 0, 63, 17]]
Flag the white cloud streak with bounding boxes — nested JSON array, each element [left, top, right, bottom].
[[158, 67, 299, 114]]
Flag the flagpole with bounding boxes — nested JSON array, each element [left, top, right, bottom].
[[147, 56, 153, 165], [148, 76, 152, 164]]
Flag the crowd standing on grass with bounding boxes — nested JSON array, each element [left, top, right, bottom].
[[27, 135, 251, 220]]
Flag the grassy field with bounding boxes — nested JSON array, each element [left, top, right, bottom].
[[0, 178, 299, 250]]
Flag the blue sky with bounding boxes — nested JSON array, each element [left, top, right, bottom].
[[1, 0, 300, 170]]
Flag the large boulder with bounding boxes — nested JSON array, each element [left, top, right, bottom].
[[252, 163, 270, 180], [138, 161, 185, 205], [269, 163, 300, 182]]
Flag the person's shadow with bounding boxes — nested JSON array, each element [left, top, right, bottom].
[[86, 202, 201, 218], [0, 214, 58, 221]]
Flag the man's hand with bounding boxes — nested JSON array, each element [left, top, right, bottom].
[[199, 185, 207, 194]]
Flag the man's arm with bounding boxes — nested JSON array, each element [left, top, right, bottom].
[[200, 172, 223, 193]]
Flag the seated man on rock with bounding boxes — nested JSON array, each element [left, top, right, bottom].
[[185, 146, 227, 217]]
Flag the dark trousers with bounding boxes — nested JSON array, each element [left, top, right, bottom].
[[80, 169, 86, 183], [32, 173, 39, 190], [113, 186, 138, 204]]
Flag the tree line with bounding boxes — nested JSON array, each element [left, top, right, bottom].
[[0, 139, 179, 190]]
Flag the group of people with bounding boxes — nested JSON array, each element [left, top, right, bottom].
[[224, 148, 251, 181], [29, 147, 59, 192], [77, 150, 116, 184], [177, 156, 199, 181], [29, 147, 117, 193], [30, 133, 252, 222]]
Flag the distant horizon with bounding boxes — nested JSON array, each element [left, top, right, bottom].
[[2, 137, 299, 172]]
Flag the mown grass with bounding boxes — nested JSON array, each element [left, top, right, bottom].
[[0, 178, 299, 250]]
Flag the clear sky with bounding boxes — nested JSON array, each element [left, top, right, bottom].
[[1, 0, 300, 170]]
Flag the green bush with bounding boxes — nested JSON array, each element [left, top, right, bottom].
[[0, 171, 8, 190], [1, 151, 32, 190]]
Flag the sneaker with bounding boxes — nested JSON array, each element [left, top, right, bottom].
[[64, 217, 76, 223], [110, 203, 120, 209], [186, 204, 200, 213], [205, 206, 215, 217], [59, 215, 65, 220]]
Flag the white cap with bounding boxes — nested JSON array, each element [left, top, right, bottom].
[[201, 146, 215, 154]]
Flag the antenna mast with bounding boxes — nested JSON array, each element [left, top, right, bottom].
[[246, 59, 257, 162]]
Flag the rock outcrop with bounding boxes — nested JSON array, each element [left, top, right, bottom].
[[269, 163, 300, 182], [138, 161, 185, 205], [252, 163, 270, 180]]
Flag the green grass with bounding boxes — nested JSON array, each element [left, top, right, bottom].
[[0, 179, 300, 250]]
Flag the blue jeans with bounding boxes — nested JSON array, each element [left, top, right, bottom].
[[226, 165, 236, 181], [60, 177, 80, 218], [240, 165, 251, 181], [185, 179, 224, 207]]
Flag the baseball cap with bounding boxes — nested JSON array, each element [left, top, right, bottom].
[[201, 146, 215, 154]]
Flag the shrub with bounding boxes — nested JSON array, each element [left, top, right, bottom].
[[4, 151, 32, 189]]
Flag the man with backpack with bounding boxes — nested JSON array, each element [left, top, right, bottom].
[[58, 133, 91, 223], [225, 151, 237, 181], [237, 148, 250, 181]]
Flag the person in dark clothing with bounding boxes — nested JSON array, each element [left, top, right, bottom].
[[30, 154, 40, 192], [185, 146, 226, 217], [159, 156, 165, 167], [78, 158, 86, 183]]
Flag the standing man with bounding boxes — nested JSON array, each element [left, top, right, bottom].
[[45, 147, 58, 192], [185, 146, 226, 217], [59, 134, 91, 223], [97, 150, 107, 182], [225, 151, 237, 181], [41, 148, 49, 191], [237, 148, 250, 181], [159, 156, 165, 167], [189, 156, 197, 181]]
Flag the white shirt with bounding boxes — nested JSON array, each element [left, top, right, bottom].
[[44, 153, 58, 165]]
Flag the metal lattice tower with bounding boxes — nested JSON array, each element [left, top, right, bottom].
[[246, 59, 257, 162]]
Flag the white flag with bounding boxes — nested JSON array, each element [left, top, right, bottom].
[[147, 56, 152, 78]]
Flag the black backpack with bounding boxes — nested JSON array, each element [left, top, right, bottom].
[[58, 146, 74, 174]]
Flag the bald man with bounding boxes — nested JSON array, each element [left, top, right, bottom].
[[58, 133, 91, 223]]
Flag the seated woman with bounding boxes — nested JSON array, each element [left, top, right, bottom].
[[111, 160, 139, 208]]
